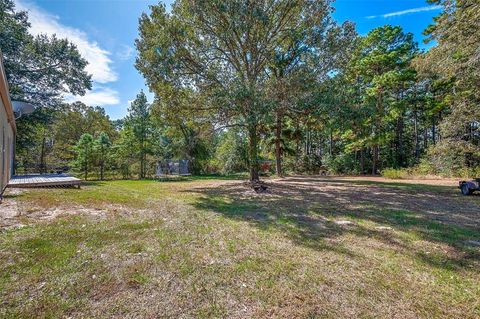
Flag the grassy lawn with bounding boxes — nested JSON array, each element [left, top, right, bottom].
[[1, 176, 479, 318]]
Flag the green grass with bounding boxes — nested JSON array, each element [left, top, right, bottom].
[[1, 177, 479, 318]]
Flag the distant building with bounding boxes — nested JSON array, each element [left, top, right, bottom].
[[0, 53, 15, 196]]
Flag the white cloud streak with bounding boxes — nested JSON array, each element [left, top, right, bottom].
[[65, 86, 120, 106], [117, 45, 134, 61], [16, 0, 117, 83], [366, 5, 442, 19]]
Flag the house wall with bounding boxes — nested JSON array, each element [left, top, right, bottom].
[[0, 99, 14, 193], [0, 53, 15, 196]]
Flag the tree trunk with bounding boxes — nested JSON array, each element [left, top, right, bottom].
[[295, 122, 300, 172], [329, 127, 333, 156], [372, 145, 378, 175], [84, 158, 88, 181], [396, 114, 404, 167], [414, 108, 420, 162], [140, 130, 145, 179], [432, 117, 436, 145], [140, 149, 144, 179], [40, 135, 46, 174], [423, 128, 428, 149], [360, 148, 365, 174], [248, 123, 259, 182], [275, 110, 283, 177], [373, 88, 382, 175], [100, 159, 104, 181]]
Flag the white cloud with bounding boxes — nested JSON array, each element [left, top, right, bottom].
[[65, 86, 120, 106], [16, 0, 118, 83], [117, 45, 134, 61], [366, 5, 442, 19]]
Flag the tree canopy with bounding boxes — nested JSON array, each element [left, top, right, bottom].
[[136, 0, 356, 181], [3, 0, 479, 180]]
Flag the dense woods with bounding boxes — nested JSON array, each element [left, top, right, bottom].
[[2, 0, 479, 180]]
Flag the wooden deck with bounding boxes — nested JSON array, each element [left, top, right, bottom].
[[7, 174, 81, 188]]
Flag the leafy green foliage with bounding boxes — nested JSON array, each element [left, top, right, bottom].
[[135, 0, 353, 181], [1, 0, 92, 174], [123, 91, 152, 179], [0, 0, 91, 106], [94, 132, 112, 180], [416, 0, 480, 171], [346, 25, 418, 173], [212, 130, 248, 174], [73, 133, 94, 180], [5, 0, 479, 179]]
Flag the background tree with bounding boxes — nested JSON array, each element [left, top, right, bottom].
[[266, 17, 356, 176], [73, 134, 94, 180], [94, 132, 111, 180], [50, 102, 116, 166], [213, 129, 249, 174], [0, 0, 91, 106], [124, 91, 151, 178], [347, 25, 417, 174], [0, 0, 92, 174], [136, 0, 347, 182], [112, 128, 138, 179], [414, 0, 480, 173]]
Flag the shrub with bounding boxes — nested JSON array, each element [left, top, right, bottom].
[[297, 154, 322, 174], [322, 153, 360, 175], [426, 140, 480, 177], [211, 130, 248, 174], [381, 168, 407, 179]]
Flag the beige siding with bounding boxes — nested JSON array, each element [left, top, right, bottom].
[[0, 50, 15, 195], [0, 97, 14, 193]]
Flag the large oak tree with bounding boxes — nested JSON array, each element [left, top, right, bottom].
[[136, 0, 349, 181]]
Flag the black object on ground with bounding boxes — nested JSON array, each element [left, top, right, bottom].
[[459, 178, 480, 195]]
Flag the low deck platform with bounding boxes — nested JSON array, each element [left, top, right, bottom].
[[8, 174, 81, 188]]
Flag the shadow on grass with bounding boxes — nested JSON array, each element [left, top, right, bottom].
[[78, 174, 247, 184], [285, 176, 457, 193], [151, 174, 248, 182], [81, 181, 106, 187], [184, 176, 480, 270], [2, 193, 21, 199]]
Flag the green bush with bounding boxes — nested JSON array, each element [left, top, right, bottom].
[[426, 140, 480, 177], [297, 154, 322, 174], [382, 159, 480, 179], [211, 130, 248, 174], [322, 153, 360, 175], [381, 168, 408, 179]]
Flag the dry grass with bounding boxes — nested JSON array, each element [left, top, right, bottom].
[[0, 176, 479, 318]]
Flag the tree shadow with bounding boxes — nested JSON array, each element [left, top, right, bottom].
[[81, 181, 106, 187], [2, 193, 21, 199], [152, 174, 248, 182], [183, 177, 480, 271]]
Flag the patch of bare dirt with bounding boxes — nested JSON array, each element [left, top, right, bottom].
[[0, 189, 122, 230]]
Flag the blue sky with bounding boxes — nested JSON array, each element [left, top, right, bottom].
[[15, 0, 442, 120]]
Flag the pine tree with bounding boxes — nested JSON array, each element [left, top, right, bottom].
[[124, 91, 151, 179], [94, 132, 111, 180], [74, 134, 94, 180]]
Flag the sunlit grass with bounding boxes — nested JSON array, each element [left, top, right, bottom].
[[1, 177, 479, 318]]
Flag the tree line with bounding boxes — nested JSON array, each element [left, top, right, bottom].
[[2, 0, 479, 180]]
